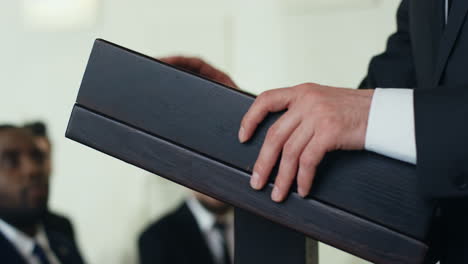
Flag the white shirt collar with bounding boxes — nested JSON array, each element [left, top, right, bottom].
[[36, 225, 54, 253], [0, 218, 54, 261], [186, 196, 216, 232], [186, 196, 235, 264], [445, 0, 449, 24], [0, 218, 36, 257]]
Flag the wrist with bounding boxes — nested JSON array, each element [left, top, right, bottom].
[[357, 89, 375, 149]]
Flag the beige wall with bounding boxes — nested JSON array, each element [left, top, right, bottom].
[[0, 0, 401, 263]]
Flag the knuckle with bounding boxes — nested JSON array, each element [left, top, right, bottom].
[[283, 139, 302, 161], [258, 90, 272, 100], [297, 83, 313, 93], [304, 82, 317, 87], [293, 83, 306, 90], [282, 148, 297, 163], [299, 154, 314, 169], [255, 93, 272, 109], [283, 140, 296, 155], [266, 124, 281, 140]]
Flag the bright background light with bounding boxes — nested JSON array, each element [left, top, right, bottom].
[[22, 0, 98, 31]]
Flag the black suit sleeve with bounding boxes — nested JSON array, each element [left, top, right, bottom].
[[359, 0, 417, 89], [415, 87, 468, 199]]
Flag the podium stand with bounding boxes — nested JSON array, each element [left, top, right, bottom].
[[235, 208, 318, 264], [66, 39, 435, 264]]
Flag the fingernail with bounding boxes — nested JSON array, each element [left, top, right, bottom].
[[250, 172, 260, 189], [298, 187, 308, 198], [272, 186, 281, 202], [238, 126, 246, 143]]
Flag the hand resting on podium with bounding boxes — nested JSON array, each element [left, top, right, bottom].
[[161, 56, 375, 203]]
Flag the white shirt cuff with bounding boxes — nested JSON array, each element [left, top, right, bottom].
[[365, 88, 416, 164]]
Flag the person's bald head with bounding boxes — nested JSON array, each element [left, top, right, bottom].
[[0, 126, 49, 227]]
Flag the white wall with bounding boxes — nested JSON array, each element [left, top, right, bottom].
[[0, 0, 401, 263]]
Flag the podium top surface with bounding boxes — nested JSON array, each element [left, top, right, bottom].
[[67, 39, 435, 263]]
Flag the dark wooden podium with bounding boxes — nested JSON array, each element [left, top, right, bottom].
[[66, 39, 436, 264]]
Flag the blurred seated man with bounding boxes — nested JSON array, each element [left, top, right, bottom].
[[138, 56, 236, 264], [0, 124, 85, 264], [139, 191, 233, 264], [23, 121, 82, 250]]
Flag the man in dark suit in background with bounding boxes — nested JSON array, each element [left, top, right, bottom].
[[0, 124, 85, 264], [23, 122, 80, 245], [139, 191, 233, 264]]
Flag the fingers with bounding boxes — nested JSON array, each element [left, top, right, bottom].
[[160, 56, 205, 73], [250, 111, 301, 191], [159, 56, 183, 64], [297, 137, 328, 198], [271, 123, 314, 202], [159, 56, 197, 69], [159, 56, 237, 88], [239, 88, 293, 143]]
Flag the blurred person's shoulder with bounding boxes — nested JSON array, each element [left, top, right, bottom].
[[43, 211, 76, 240], [140, 202, 193, 241]]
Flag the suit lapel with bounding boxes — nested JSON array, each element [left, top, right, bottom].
[[431, 0, 444, 57], [0, 231, 28, 264], [433, 0, 468, 86], [47, 231, 70, 263], [179, 203, 216, 264]]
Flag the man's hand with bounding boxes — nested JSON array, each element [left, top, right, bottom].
[[238, 83, 374, 202], [160, 56, 238, 88]]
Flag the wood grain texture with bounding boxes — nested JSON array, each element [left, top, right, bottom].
[[66, 106, 428, 264], [74, 39, 434, 241]]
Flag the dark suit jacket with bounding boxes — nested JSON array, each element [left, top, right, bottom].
[[139, 203, 216, 264], [43, 212, 77, 244], [0, 212, 85, 264], [360, 0, 468, 262]]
